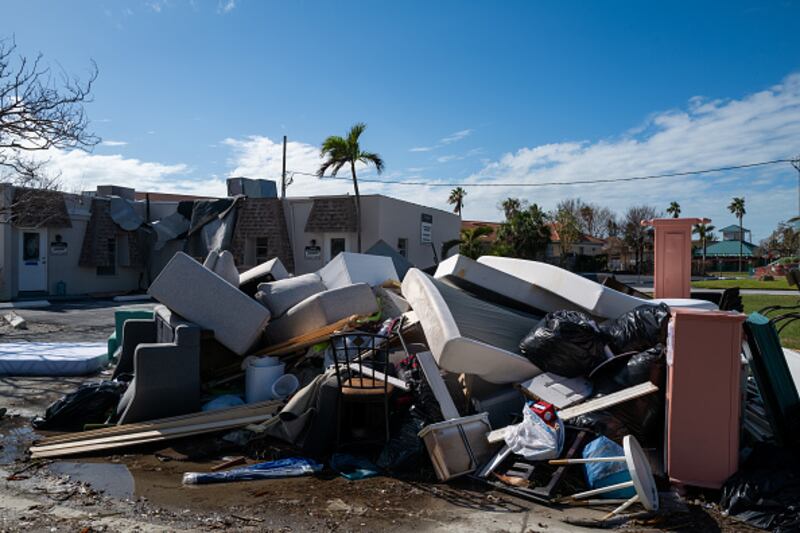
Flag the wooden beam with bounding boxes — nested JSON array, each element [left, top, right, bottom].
[[251, 315, 361, 357]]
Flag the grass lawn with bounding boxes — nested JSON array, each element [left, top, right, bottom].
[[692, 278, 794, 290], [742, 294, 800, 350]]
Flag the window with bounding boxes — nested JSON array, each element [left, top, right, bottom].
[[255, 237, 270, 264], [330, 238, 346, 258], [397, 238, 408, 258], [22, 232, 39, 261], [96, 238, 116, 276]]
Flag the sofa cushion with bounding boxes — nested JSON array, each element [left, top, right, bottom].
[[264, 283, 378, 345], [256, 273, 325, 317], [148, 252, 271, 355], [202, 250, 239, 287], [239, 258, 290, 297]]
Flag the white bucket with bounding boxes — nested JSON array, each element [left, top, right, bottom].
[[245, 359, 285, 403], [271, 373, 300, 399]]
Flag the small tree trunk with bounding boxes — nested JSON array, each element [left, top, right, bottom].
[[351, 161, 362, 253], [739, 216, 743, 273], [702, 240, 707, 276]]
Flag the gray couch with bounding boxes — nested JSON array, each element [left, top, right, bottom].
[[113, 305, 201, 424], [257, 273, 379, 346]]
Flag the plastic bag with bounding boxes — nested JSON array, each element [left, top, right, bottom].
[[720, 444, 800, 532], [32, 380, 128, 431], [182, 457, 322, 485], [504, 405, 564, 461], [330, 453, 380, 480], [582, 436, 635, 499], [519, 310, 608, 377], [601, 303, 670, 354], [376, 410, 427, 473]]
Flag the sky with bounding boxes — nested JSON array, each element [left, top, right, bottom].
[[3, 0, 800, 241]]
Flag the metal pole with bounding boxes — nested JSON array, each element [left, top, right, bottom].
[[281, 135, 288, 199], [792, 155, 800, 219]]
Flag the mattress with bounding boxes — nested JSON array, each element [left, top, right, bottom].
[[0, 342, 108, 376], [477, 256, 716, 318], [402, 268, 541, 384]]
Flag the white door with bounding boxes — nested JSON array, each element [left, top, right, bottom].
[[19, 229, 47, 292]]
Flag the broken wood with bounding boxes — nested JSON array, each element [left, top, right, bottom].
[[252, 315, 362, 358], [212, 456, 247, 471]]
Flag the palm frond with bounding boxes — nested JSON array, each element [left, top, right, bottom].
[[358, 151, 384, 174], [347, 123, 367, 145]]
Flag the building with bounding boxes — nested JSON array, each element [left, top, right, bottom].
[[0, 180, 459, 300], [694, 222, 760, 271]]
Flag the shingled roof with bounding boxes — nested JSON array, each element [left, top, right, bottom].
[[304, 197, 357, 233]]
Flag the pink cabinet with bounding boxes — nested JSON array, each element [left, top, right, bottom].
[[643, 218, 709, 299], [665, 308, 745, 489]]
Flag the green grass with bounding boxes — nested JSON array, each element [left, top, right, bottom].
[[742, 294, 800, 350], [692, 278, 793, 290], [704, 271, 752, 278]]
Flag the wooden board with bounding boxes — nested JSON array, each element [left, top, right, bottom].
[[487, 382, 659, 444], [36, 401, 283, 446], [347, 363, 410, 391], [30, 414, 275, 457], [252, 315, 361, 357]]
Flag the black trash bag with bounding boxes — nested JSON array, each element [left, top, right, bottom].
[[376, 410, 428, 473], [590, 345, 666, 395], [720, 443, 800, 532], [601, 303, 670, 354], [572, 346, 666, 446], [396, 353, 444, 424], [519, 310, 607, 378], [32, 380, 128, 431]]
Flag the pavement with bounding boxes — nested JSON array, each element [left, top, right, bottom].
[[0, 300, 755, 532]]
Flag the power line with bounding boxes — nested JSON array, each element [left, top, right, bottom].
[[288, 157, 794, 188]]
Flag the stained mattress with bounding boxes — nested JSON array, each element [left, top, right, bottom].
[[0, 342, 108, 376]]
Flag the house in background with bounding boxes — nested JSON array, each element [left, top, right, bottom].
[[694, 223, 761, 272], [0, 178, 459, 300]]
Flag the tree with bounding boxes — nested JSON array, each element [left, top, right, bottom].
[[318, 122, 384, 253], [0, 37, 98, 224], [692, 222, 716, 275], [500, 197, 523, 220], [495, 203, 551, 260], [761, 221, 799, 259], [727, 197, 746, 272], [441, 225, 493, 259], [447, 186, 466, 217], [667, 201, 681, 218], [622, 205, 659, 275], [555, 201, 582, 267]]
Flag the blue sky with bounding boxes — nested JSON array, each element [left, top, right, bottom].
[[4, 0, 800, 240]]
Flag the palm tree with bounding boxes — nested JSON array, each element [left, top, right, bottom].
[[448, 187, 467, 217], [501, 197, 522, 220], [692, 222, 716, 275], [667, 201, 681, 218], [318, 122, 384, 253], [441, 225, 494, 259], [728, 197, 746, 273]]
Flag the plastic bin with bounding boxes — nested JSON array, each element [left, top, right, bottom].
[[418, 412, 494, 481]]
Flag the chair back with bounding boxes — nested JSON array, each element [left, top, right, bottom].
[[330, 331, 391, 393]]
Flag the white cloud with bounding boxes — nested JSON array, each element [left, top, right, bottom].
[[409, 128, 474, 153], [218, 0, 235, 13], [101, 140, 128, 147], [440, 129, 473, 145], [454, 73, 800, 240]]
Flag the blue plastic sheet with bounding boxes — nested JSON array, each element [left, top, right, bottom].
[[182, 457, 322, 485], [330, 453, 380, 480]]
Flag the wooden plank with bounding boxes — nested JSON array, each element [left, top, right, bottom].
[[30, 414, 274, 456], [347, 363, 409, 391], [252, 315, 361, 357], [557, 382, 658, 420], [37, 401, 283, 446], [415, 351, 460, 420], [488, 382, 659, 444]]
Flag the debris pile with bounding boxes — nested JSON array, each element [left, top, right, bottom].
[[18, 245, 800, 530]]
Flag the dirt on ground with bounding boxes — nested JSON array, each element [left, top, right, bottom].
[[0, 301, 762, 532]]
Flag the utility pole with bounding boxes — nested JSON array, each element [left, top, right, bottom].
[[281, 135, 287, 199], [793, 154, 800, 219]]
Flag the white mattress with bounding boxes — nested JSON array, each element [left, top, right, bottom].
[[402, 268, 541, 384], [0, 342, 108, 376], [477, 256, 716, 318]]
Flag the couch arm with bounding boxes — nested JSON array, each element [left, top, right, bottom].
[[112, 319, 157, 379]]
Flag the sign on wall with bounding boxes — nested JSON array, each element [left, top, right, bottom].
[[420, 213, 433, 244]]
